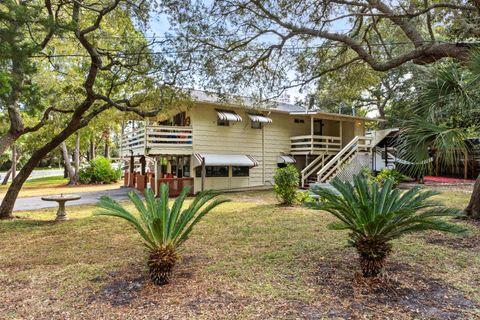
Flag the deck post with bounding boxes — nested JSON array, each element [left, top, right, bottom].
[[384, 144, 388, 168], [140, 156, 146, 175], [154, 156, 161, 197], [339, 120, 343, 147], [201, 157, 206, 192], [129, 155, 134, 173], [310, 117, 314, 153]]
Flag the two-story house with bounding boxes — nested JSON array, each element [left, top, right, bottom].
[[121, 91, 395, 196]]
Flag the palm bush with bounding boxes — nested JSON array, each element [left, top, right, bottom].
[[311, 175, 466, 277], [96, 184, 230, 285]]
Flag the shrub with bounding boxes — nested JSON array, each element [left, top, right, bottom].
[[295, 190, 316, 204], [374, 168, 404, 187], [310, 175, 466, 277], [96, 185, 230, 285], [78, 156, 121, 184], [273, 164, 299, 205]]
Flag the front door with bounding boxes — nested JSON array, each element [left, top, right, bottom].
[[313, 119, 323, 136]]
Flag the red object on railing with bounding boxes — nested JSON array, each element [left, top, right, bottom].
[[136, 174, 147, 192], [156, 177, 194, 197]]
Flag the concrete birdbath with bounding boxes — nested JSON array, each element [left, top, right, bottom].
[[41, 194, 81, 221]]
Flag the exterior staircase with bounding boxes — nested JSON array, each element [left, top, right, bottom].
[[300, 129, 397, 187], [317, 136, 372, 183]]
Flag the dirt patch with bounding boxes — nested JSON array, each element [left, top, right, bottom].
[[88, 275, 146, 306], [309, 253, 478, 319], [424, 234, 480, 249], [399, 182, 474, 193]]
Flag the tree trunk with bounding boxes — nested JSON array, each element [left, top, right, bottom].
[[465, 174, 480, 219], [11, 145, 17, 180], [104, 140, 110, 158], [74, 132, 80, 182], [89, 139, 96, 160], [0, 132, 20, 159], [103, 128, 110, 158], [0, 115, 88, 218], [60, 142, 76, 185], [1, 169, 12, 185]]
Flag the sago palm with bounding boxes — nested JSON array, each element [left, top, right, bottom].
[[311, 175, 466, 277], [96, 184, 230, 285]]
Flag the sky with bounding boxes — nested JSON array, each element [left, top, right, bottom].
[[145, 7, 353, 109]]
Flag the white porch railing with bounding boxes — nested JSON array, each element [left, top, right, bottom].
[[290, 135, 341, 154], [300, 152, 334, 188], [145, 125, 193, 147], [122, 127, 145, 150], [121, 125, 193, 154]]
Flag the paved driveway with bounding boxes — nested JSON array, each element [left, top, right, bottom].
[[6, 188, 135, 212]]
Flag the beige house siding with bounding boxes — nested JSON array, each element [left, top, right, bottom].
[[189, 104, 313, 192], [143, 103, 367, 193]]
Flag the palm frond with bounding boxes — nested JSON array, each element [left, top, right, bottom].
[[95, 184, 229, 251], [310, 175, 467, 243]]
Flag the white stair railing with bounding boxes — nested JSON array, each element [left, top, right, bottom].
[[300, 152, 326, 188], [317, 136, 360, 183]]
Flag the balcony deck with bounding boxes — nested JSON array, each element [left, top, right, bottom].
[[290, 135, 342, 155], [121, 125, 193, 156]]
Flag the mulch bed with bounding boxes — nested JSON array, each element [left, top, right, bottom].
[[307, 254, 478, 319], [80, 252, 480, 320]]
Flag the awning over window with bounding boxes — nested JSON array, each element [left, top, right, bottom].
[[247, 113, 272, 123], [216, 110, 242, 122], [193, 153, 259, 167], [277, 155, 296, 164]]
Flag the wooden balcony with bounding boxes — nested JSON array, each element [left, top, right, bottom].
[[290, 135, 341, 155], [121, 125, 193, 156]]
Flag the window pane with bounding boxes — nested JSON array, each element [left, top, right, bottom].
[[217, 119, 229, 126], [251, 122, 262, 129], [195, 166, 229, 177], [232, 166, 249, 177]]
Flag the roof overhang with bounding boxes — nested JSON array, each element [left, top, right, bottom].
[[277, 155, 296, 164], [288, 111, 383, 122], [193, 153, 259, 167]]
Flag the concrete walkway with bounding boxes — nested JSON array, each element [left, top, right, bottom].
[[6, 188, 135, 212], [0, 169, 64, 183]]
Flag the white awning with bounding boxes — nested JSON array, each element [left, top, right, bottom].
[[248, 113, 272, 123], [193, 153, 259, 167], [216, 110, 242, 122], [277, 155, 296, 164]]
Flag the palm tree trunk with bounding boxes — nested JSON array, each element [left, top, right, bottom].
[[465, 174, 480, 219]]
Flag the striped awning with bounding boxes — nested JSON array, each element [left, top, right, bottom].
[[247, 113, 272, 123], [216, 110, 242, 122], [193, 153, 259, 167], [277, 155, 296, 164]]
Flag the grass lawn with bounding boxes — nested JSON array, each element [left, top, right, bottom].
[[0, 175, 122, 198], [0, 189, 479, 319]]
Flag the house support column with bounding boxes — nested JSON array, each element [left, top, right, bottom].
[[201, 157, 206, 192], [140, 155, 146, 175], [384, 144, 388, 168], [128, 155, 135, 187], [154, 156, 161, 197], [339, 121, 343, 147]]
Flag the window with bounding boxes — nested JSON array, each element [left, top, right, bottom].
[[195, 166, 229, 177], [217, 119, 229, 126], [294, 118, 305, 124], [232, 166, 249, 177], [251, 121, 262, 129]]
